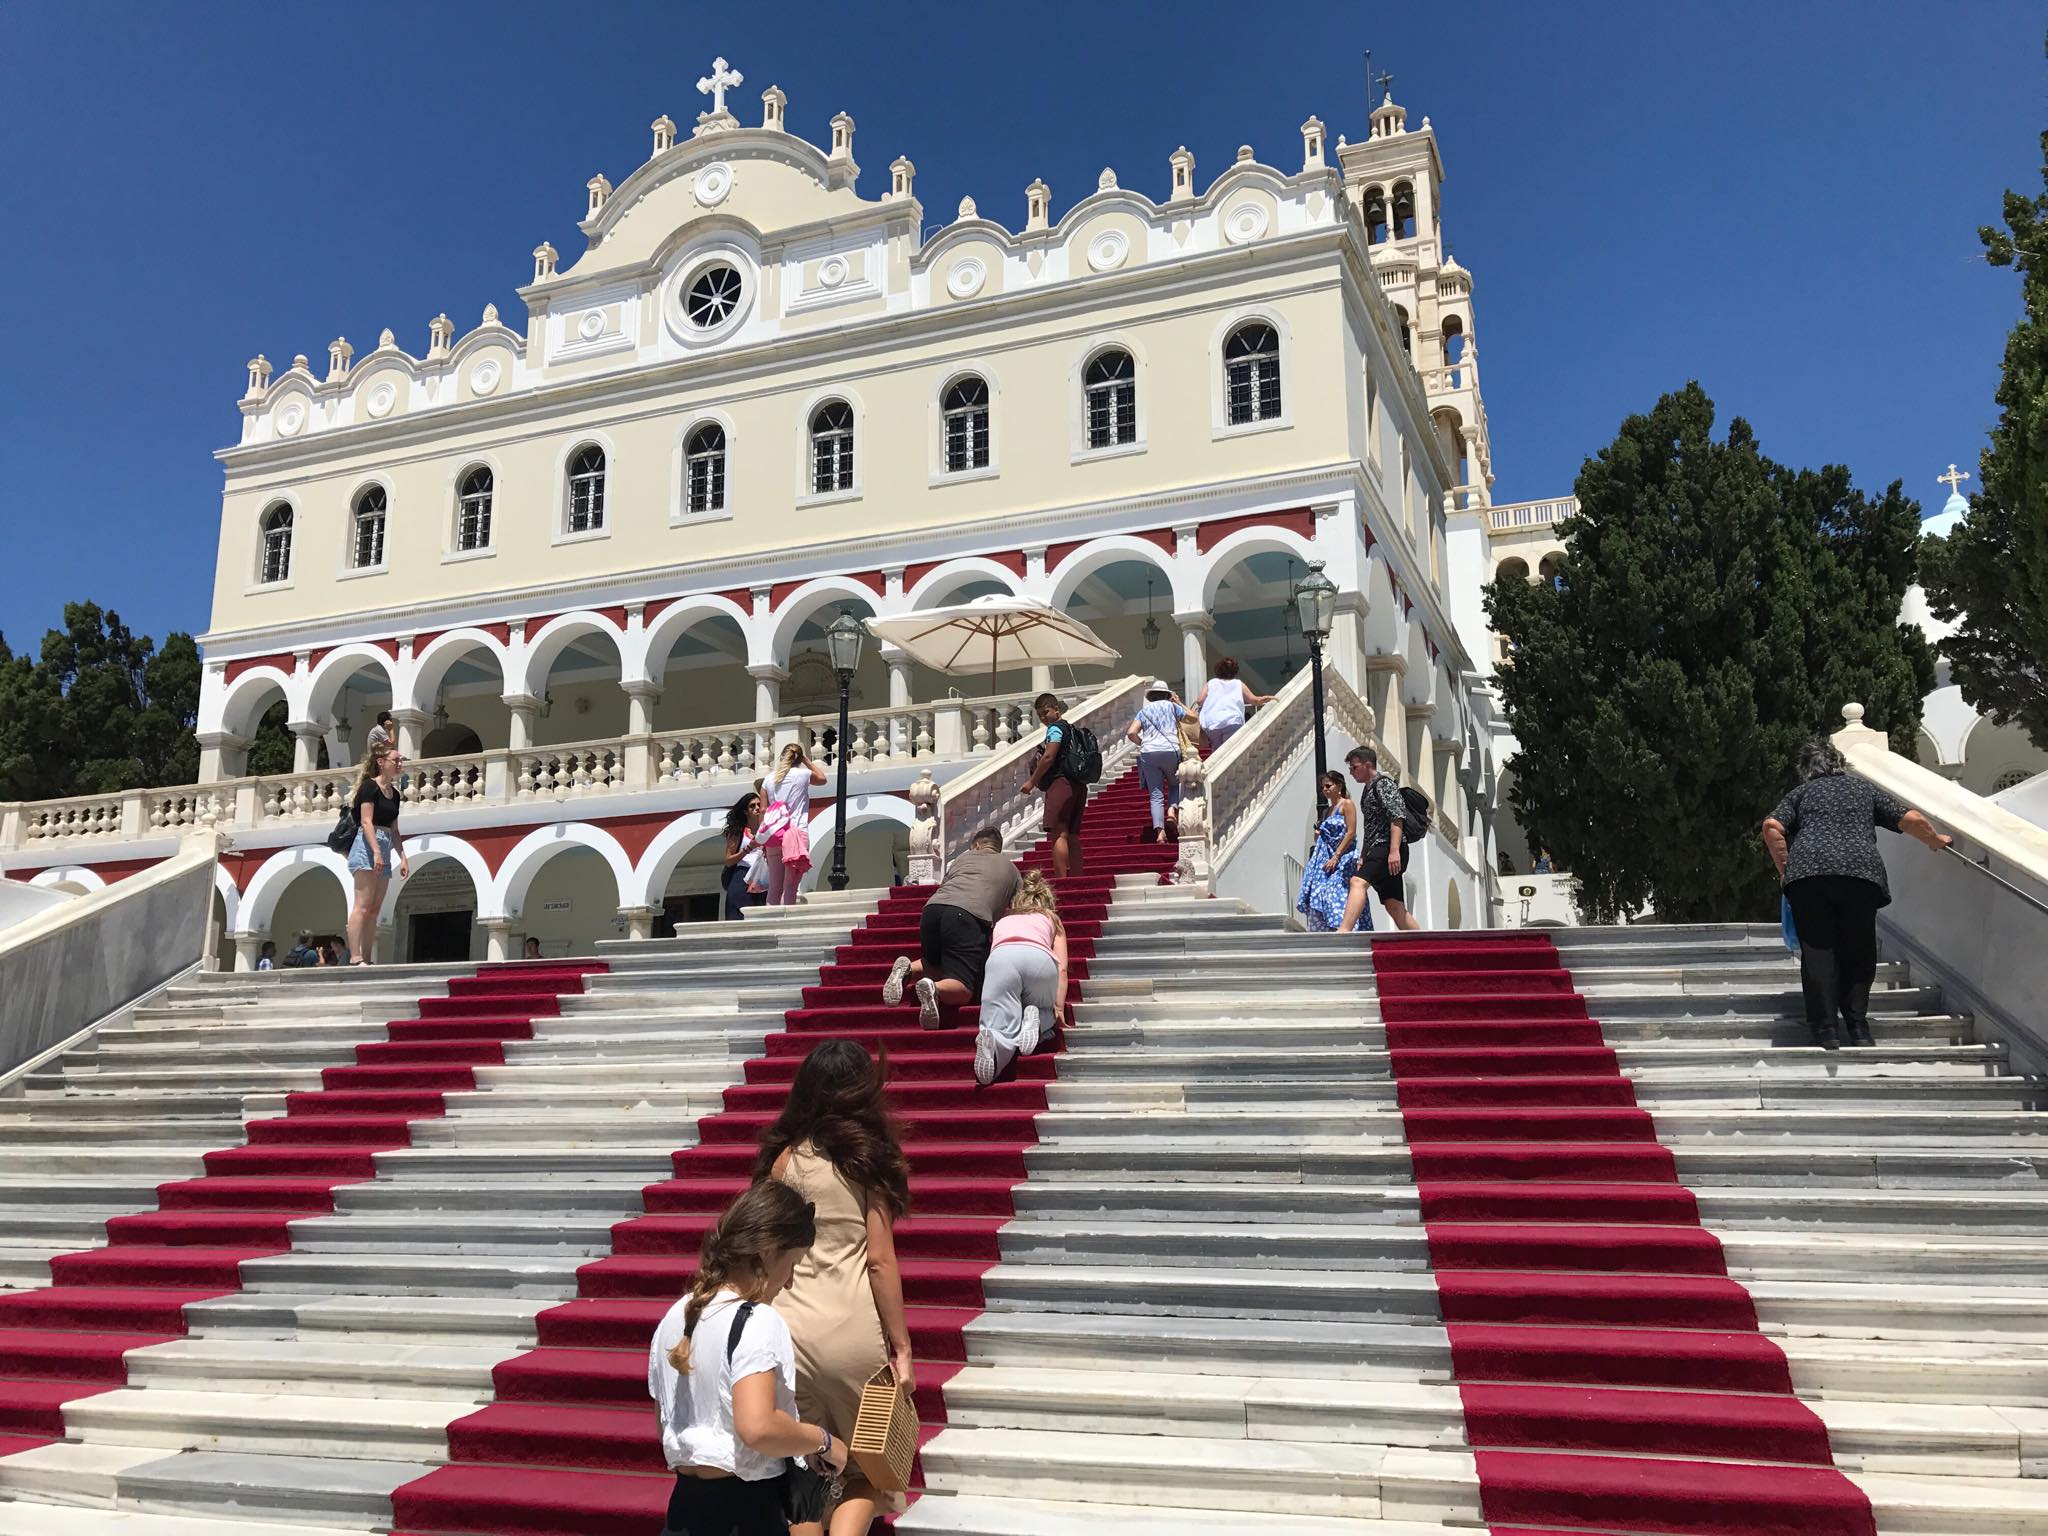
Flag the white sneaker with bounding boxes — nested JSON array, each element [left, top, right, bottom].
[[974, 1026, 1014, 1088], [1019, 1005, 1042, 1054], [915, 976, 942, 1030], [882, 956, 912, 1006]]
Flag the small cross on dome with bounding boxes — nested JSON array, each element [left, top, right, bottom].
[[1937, 463, 1970, 495], [697, 57, 743, 117]]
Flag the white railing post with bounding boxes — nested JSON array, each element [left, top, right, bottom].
[[0, 804, 19, 852]]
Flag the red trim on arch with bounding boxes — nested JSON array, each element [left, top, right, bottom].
[[903, 549, 1028, 594], [3, 857, 162, 888], [1046, 528, 1175, 573], [222, 655, 292, 686], [718, 588, 754, 612], [1195, 506, 1315, 554]]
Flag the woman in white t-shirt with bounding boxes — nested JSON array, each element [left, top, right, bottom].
[[647, 1180, 848, 1535], [1190, 656, 1274, 752], [759, 743, 828, 908]]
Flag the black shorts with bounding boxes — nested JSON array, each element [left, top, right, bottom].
[[661, 1470, 786, 1536], [1352, 846, 1407, 907], [920, 901, 994, 1000]]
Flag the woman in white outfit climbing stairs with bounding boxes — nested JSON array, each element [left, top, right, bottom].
[[1189, 656, 1274, 751], [974, 870, 1069, 1086]]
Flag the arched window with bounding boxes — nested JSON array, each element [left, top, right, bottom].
[[1084, 350, 1137, 448], [1224, 323, 1281, 425], [1395, 305, 1412, 359], [1364, 188, 1389, 244], [566, 444, 606, 533], [258, 504, 293, 584], [686, 423, 727, 514], [942, 376, 990, 473], [351, 485, 387, 568], [810, 402, 855, 494], [456, 466, 493, 552]]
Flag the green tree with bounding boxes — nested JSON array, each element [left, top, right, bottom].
[[1487, 384, 1932, 923], [1919, 91, 2048, 746]]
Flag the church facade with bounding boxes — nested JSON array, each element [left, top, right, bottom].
[[2, 67, 1507, 959]]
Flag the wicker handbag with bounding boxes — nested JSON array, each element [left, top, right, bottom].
[[849, 1365, 919, 1491]]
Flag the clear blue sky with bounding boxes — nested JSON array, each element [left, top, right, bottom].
[[0, 1, 2037, 647]]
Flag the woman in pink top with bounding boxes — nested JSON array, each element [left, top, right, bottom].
[[973, 871, 1068, 1087]]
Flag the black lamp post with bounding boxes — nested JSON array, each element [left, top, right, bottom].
[[825, 609, 866, 891], [1294, 561, 1337, 786]]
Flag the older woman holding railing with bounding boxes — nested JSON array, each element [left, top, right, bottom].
[[1762, 739, 1952, 1050]]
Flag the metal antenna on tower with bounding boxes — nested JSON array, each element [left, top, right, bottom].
[[1364, 47, 1394, 106]]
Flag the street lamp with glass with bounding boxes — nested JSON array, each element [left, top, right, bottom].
[[824, 609, 866, 891], [1293, 561, 1337, 785]]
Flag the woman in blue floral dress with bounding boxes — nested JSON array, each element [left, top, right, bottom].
[[1298, 770, 1363, 932]]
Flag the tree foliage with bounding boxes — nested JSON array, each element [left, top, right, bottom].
[[1487, 383, 1933, 923], [1919, 81, 2048, 746], [0, 603, 291, 802]]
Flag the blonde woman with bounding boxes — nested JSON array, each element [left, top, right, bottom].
[[759, 742, 827, 907], [973, 870, 1069, 1086], [344, 744, 408, 966]]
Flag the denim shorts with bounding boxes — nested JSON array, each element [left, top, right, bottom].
[[347, 827, 397, 876]]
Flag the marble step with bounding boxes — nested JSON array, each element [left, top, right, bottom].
[[333, 1178, 655, 1216], [0, 1506, 379, 1536], [174, 1294, 545, 1353], [235, 1248, 591, 1297], [61, 1387, 471, 1464], [1059, 1012, 1976, 1047], [1052, 1042, 2007, 1081], [898, 1493, 1415, 1536]]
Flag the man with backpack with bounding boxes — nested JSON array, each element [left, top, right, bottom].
[[1021, 692, 1097, 879], [1337, 745, 1424, 932]]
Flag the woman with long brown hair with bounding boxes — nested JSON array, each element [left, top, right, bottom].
[[647, 1180, 846, 1535], [757, 1040, 914, 1536], [344, 742, 408, 965]]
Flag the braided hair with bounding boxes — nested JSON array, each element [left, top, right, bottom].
[[668, 1179, 817, 1373]]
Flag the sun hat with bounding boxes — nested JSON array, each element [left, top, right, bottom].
[[1146, 679, 1173, 697]]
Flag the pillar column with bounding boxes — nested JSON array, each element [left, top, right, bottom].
[[198, 732, 245, 783], [1175, 615, 1212, 699], [619, 905, 657, 942], [231, 931, 263, 972], [1364, 656, 1407, 774], [622, 682, 660, 737], [374, 922, 398, 965], [883, 649, 915, 757], [1029, 666, 1054, 696], [285, 724, 321, 775], [391, 709, 434, 759], [748, 665, 787, 725], [504, 694, 543, 751], [481, 917, 516, 963]]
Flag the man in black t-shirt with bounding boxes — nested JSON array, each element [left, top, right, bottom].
[[1338, 745, 1421, 932]]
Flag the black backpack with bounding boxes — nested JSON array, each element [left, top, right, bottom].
[[1061, 722, 1103, 785], [1398, 785, 1431, 844], [325, 804, 359, 854]]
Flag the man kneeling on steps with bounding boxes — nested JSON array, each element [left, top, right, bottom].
[[882, 826, 1022, 1029]]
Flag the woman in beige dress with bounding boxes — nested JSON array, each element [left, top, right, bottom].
[[758, 1040, 915, 1536]]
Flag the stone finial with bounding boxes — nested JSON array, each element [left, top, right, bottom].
[[1168, 146, 1195, 203], [427, 314, 454, 357], [377, 327, 396, 349], [291, 353, 310, 372], [956, 194, 977, 222], [1097, 167, 1117, 191], [1025, 178, 1051, 230], [244, 355, 273, 399], [533, 241, 559, 282], [761, 85, 787, 132], [651, 114, 676, 154], [1420, 115, 1432, 131], [326, 336, 353, 381], [889, 156, 915, 200], [1300, 114, 1326, 169], [905, 769, 942, 884], [586, 174, 613, 217], [482, 302, 500, 326], [1236, 144, 1255, 163], [828, 111, 855, 162]]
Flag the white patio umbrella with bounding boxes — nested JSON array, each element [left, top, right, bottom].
[[863, 594, 1120, 690]]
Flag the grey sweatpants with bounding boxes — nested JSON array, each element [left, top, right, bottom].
[[980, 942, 1060, 1052]]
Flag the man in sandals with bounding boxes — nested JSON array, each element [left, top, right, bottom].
[[882, 826, 1020, 1028]]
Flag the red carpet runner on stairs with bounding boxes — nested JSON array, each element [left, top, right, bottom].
[[0, 964, 603, 1457], [390, 763, 1176, 1535], [1374, 929, 1877, 1536]]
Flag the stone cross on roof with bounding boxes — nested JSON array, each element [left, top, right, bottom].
[[1937, 463, 1970, 495], [697, 56, 742, 117]]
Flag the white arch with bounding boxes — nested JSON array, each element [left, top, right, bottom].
[[763, 578, 882, 669], [29, 865, 107, 895], [1360, 558, 1406, 658], [1401, 615, 1438, 710], [486, 821, 634, 922], [1198, 524, 1318, 611], [631, 809, 734, 909], [1046, 534, 1190, 614], [517, 610, 628, 699], [635, 593, 755, 686], [214, 665, 295, 738], [241, 845, 351, 936], [405, 627, 512, 716], [906, 558, 1025, 610], [797, 794, 918, 894], [383, 833, 493, 914], [304, 643, 398, 725], [213, 864, 241, 934]]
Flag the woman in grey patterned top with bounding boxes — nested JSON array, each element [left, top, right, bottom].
[[1762, 740, 1951, 1049]]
